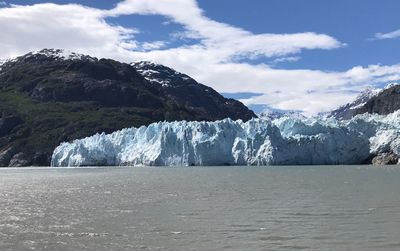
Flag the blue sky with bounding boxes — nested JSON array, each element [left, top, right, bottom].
[[1, 0, 400, 114], [204, 0, 400, 70], [7, 0, 400, 70]]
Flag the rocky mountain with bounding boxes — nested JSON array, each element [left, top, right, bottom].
[[352, 83, 400, 116], [329, 83, 400, 120], [329, 87, 381, 120], [0, 49, 256, 167]]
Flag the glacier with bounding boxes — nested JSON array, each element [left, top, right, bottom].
[[51, 111, 400, 167]]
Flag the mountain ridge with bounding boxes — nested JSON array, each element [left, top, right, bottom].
[[329, 83, 400, 119]]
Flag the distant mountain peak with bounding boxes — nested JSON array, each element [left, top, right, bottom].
[[329, 83, 400, 120], [384, 82, 399, 90], [329, 87, 380, 120], [351, 87, 381, 108]]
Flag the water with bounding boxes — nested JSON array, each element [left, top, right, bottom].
[[1, 166, 400, 250]]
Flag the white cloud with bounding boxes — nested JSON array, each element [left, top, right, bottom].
[[271, 56, 301, 64], [0, 3, 142, 59], [0, 1, 7, 6], [0, 1, 399, 115], [375, 29, 400, 40], [107, 0, 343, 60], [140, 41, 168, 50], [238, 64, 400, 115]]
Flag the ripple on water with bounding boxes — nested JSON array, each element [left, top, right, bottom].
[[0, 166, 400, 251]]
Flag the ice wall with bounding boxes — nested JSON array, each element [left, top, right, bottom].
[[51, 111, 400, 167]]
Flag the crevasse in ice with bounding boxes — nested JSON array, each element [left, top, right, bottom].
[[51, 111, 400, 167]]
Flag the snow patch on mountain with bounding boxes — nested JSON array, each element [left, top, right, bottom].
[[131, 61, 197, 87], [0, 57, 18, 71], [0, 59, 5, 71], [329, 83, 400, 119], [330, 87, 381, 119], [28, 49, 98, 62], [0, 49, 97, 70], [348, 87, 381, 109]]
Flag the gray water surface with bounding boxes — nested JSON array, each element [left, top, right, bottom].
[[1, 166, 400, 250]]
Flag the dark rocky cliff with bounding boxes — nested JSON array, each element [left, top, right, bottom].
[[329, 85, 400, 120], [352, 85, 400, 116]]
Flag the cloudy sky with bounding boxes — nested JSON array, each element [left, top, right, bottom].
[[1, 0, 400, 115]]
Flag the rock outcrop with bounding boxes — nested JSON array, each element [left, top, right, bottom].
[[372, 152, 399, 165]]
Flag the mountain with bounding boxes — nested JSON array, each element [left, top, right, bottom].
[[329, 87, 381, 120], [329, 83, 400, 120], [351, 83, 400, 116], [0, 49, 255, 167], [130, 61, 255, 120]]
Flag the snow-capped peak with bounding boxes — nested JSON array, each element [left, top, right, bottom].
[[28, 49, 97, 62], [0, 49, 98, 70], [131, 61, 196, 88], [0, 57, 18, 71], [328, 84, 400, 120], [131, 60, 159, 68], [337, 83, 398, 113], [383, 82, 399, 90], [349, 86, 381, 110]]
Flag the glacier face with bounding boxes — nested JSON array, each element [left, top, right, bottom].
[[51, 111, 400, 167], [258, 108, 306, 121]]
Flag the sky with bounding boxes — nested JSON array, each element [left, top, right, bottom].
[[1, 0, 400, 115]]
